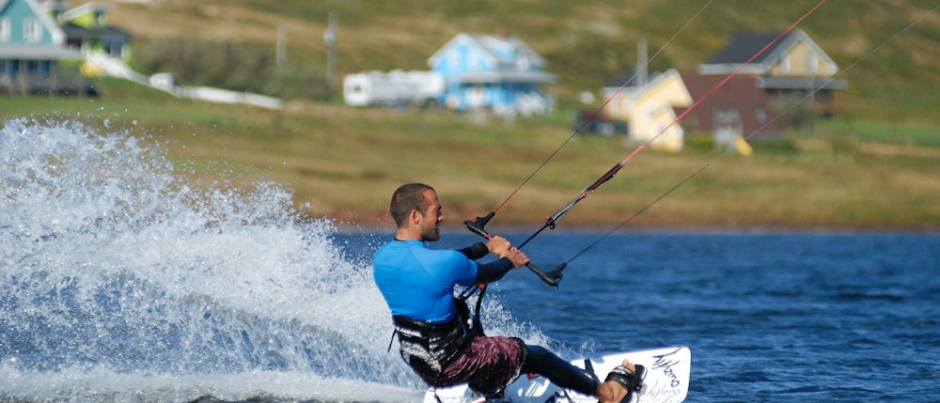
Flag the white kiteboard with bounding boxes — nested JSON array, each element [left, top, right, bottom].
[[424, 346, 691, 403]]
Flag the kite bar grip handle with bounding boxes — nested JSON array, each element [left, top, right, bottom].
[[464, 212, 564, 287], [528, 262, 564, 287]]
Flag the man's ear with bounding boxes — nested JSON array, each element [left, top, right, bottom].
[[409, 208, 422, 224]]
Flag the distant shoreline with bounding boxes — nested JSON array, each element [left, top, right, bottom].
[[330, 220, 939, 235]]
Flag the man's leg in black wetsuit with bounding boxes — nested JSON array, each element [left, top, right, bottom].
[[521, 345, 598, 395]]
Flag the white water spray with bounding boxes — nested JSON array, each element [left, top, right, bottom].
[[0, 118, 423, 402]]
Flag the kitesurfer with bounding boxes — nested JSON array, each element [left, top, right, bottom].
[[373, 183, 643, 403]]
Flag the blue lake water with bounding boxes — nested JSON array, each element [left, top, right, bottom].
[[2, 118, 938, 402], [423, 231, 940, 402]]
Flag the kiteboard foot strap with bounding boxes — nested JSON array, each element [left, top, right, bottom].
[[604, 364, 645, 403]]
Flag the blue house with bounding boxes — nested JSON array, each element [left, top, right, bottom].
[[0, 0, 83, 94], [427, 32, 558, 116]]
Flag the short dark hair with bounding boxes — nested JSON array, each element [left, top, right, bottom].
[[390, 183, 435, 228]]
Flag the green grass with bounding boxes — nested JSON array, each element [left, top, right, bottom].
[[103, 0, 940, 122], [3, 0, 939, 230], [3, 77, 939, 231], [816, 118, 940, 147]]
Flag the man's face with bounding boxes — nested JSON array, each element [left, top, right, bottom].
[[418, 189, 443, 241]]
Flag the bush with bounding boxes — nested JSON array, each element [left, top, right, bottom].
[[754, 137, 799, 155], [262, 65, 329, 100], [684, 133, 715, 152], [131, 39, 327, 100], [770, 97, 817, 132]]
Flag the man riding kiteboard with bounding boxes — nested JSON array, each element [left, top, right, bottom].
[[373, 183, 644, 403]]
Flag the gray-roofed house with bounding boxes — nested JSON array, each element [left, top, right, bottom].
[[48, 1, 132, 59], [428, 31, 558, 116], [1, 0, 84, 94], [697, 29, 846, 117], [677, 72, 784, 146]]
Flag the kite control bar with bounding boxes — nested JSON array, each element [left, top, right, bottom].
[[465, 212, 565, 287]]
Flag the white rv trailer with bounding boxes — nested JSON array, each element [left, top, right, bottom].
[[343, 70, 445, 107]]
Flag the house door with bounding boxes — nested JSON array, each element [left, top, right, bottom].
[[467, 84, 485, 109], [714, 107, 742, 151]]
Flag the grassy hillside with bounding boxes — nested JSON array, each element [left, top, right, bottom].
[[2, 1, 939, 231], [4, 78, 938, 231], [94, 0, 940, 121]]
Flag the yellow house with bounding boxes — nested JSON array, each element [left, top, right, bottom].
[[601, 68, 692, 152], [697, 29, 846, 117]]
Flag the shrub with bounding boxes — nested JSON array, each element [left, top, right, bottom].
[[130, 39, 327, 100]]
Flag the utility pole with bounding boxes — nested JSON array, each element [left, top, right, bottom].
[[324, 11, 338, 101], [276, 24, 286, 68], [637, 38, 648, 88]]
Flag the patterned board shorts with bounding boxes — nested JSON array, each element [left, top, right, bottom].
[[415, 335, 526, 395]]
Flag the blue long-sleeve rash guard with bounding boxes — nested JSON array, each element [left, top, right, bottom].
[[374, 239, 513, 324]]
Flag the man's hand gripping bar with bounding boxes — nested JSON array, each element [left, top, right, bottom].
[[464, 212, 565, 287]]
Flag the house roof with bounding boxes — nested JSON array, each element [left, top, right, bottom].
[[61, 22, 132, 40], [676, 72, 784, 139], [612, 68, 690, 105], [452, 70, 558, 84], [469, 33, 546, 67], [60, 2, 110, 20], [757, 76, 847, 90], [427, 32, 547, 70], [39, 0, 69, 13], [698, 29, 838, 76], [705, 32, 784, 65], [0, 43, 82, 59]]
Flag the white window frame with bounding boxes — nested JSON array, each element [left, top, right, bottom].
[[24, 18, 43, 43], [469, 53, 480, 69], [0, 18, 10, 41]]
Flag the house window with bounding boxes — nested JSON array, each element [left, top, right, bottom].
[[647, 105, 658, 120], [754, 106, 767, 124], [780, 54, 790, 73], [25, 60, 41, 75], [0, 18, 10, 41], [24, 18, 43, 42]]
